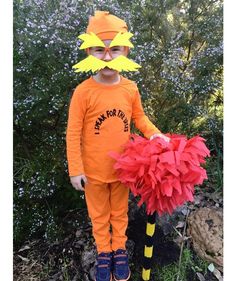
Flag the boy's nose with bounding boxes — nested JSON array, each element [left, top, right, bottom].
[[103, 50, 112, 61]]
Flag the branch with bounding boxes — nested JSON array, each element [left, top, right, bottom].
[[176, 208, 190, 281]]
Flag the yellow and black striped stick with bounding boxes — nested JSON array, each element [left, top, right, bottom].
[[141, 212, 156, 280]]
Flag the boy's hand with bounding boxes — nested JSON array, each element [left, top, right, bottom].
[[70, 175, 88, 191], [150, 133, 170, 142]]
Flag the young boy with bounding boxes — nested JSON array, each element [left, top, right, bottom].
[[66, 11, 169, 281]]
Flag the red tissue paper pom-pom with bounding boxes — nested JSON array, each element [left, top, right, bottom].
[[110, 134, 210, 216]]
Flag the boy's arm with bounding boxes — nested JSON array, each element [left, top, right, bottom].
[[66, 88, 86, 177], [132, 90, 161, 138]]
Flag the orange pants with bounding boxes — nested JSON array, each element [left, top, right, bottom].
[[85, 179, 129, 253]]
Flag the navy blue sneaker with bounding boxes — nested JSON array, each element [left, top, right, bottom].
[[94, 252, 112, 281], [113, 249, 131, 281]]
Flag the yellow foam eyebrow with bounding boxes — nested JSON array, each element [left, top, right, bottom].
[[78, 32, 105, 49], [109, 32, 134, 48]]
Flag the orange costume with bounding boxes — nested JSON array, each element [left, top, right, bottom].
[[66, 11, 161, 253]]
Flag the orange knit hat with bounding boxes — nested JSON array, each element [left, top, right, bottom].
[[86, 11, 128, 40]]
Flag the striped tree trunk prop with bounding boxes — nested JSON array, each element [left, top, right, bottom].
[[141, 212, 156, 281]]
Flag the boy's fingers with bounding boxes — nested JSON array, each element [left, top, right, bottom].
[[70, 175, 87, 191], [73, 182, 85, 191], [78, 181, 85, 191], [77, 185, 85, 191], [82, 175, 88, 184], [163, 136, 170, 142]]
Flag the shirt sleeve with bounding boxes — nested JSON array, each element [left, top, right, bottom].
[[66, 87, 86, 176], [132, 90, 161, 138]]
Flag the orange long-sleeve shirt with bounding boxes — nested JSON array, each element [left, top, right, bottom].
[[66, 75, 161, 182]]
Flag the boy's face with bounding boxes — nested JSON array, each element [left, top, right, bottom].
[[88, 40, 127, 76], [72, 32, 141, 73]]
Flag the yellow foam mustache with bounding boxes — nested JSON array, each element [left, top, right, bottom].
[[72, 55, 141, 73]]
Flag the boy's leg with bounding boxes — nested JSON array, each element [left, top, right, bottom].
[[110, 181, 130, 280], [109, 181, 129, 251], [84, 179, 112, 253]]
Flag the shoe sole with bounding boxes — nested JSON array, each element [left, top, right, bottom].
[[94, 274, 112, 281], [94, 275, 112, 281], [113, 270, 131, 281]]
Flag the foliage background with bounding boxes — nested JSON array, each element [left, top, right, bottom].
[[13, 0, 223, 247]]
